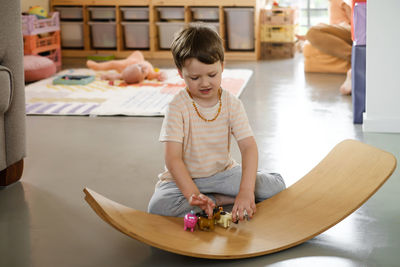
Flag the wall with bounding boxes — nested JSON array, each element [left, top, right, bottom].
[[20, 0, 49, 13], [363, 0, 400, 133]]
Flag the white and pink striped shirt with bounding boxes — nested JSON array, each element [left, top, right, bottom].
[[158, 89, 253, 182]]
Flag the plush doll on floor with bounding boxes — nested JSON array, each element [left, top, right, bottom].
[[86, 51, 167, 84]]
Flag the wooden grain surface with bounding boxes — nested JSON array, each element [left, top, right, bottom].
[[84, 140, 397, 259]]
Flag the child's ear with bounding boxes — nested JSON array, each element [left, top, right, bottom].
[[221, 61, 224, 72]]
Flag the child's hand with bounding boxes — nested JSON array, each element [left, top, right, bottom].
[[189, 193, 215, 218], [232, 190, 256, 222]]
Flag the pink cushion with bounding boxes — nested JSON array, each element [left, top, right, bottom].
[[24, 55, 56, 82]]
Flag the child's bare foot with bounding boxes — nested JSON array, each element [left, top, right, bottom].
[[340, 68, 352, 95], [214, 194, 235, 206]]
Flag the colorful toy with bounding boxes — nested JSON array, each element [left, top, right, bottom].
[[216, 208, 233, 229], [183, 210, 198, 232], [196, 208, 221, 231], [28, 6, 48, 19], [53, 75, 95, 85]]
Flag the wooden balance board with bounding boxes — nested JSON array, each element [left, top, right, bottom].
[[83, 140, 397, 259]]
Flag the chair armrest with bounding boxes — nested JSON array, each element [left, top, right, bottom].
[[0, 65, 12, 113]]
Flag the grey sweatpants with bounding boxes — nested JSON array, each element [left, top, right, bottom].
[[147, 166, 286, 217]]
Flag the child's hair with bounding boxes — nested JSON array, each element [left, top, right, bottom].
[[171, 23, 224, 70]]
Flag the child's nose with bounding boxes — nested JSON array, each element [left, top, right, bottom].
[[200, 77, 210, 87]]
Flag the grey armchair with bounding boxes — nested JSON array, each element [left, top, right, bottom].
[[0, 0, 26, 186]]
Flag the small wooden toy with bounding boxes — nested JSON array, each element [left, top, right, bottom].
[[197, 208, 221, 231], [183, 210, 198, 232], [216, 207, 232, 229]]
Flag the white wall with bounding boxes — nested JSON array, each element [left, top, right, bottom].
[[20, 0, 49, 13], [363, 0, 400, 133]]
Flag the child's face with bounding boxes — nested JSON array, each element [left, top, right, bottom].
[[178, 58, 224, 106]]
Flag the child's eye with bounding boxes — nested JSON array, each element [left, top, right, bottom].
[[190, 77, 198, 80], [209, 73, 216, 78]]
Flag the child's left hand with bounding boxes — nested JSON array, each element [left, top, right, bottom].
[[232, 190, 256, 222]]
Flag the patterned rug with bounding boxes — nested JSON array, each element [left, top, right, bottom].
[[25, 68, 253, 116]]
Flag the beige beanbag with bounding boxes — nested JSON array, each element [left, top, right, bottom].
[[303, 41, 350, 74]]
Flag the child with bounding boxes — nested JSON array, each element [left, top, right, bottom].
[[148, 23, 285, 222]]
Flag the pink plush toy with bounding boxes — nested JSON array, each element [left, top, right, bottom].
[[86, 51, 167, 84], [184, 210, 198, 232]]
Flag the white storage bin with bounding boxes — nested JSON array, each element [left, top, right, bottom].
[[156, 22, 185, 49], [225, 8, 254, 50], [60, 21, 84, 48], [88, 21, 116, 48], [88, 7, 116, 20], [121, 22, 149, 49], [191, 7, 219, 21], [53, 6, 83, 20], [120, 7, 149, 21], [156, 7, 185, 21]]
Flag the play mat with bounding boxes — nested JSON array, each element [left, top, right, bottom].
[[25, 68, 253, 116]]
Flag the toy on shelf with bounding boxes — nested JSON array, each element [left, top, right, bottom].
[[183, 210, 198, 232], [28, 6, 48, 19], [52, 75, 95, 85]]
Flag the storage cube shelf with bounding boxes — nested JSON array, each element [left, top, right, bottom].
[[122, 22, 150, 49], [120, 7, 149, 21], [259, 6, 298, 59], [60, 22, 84, 48], [22, 12, 60, 36], [225, 8, 255, 50], [24, 31, 61, 54], [88, 7, 116, 20], [260, 24, 297, 43], [88, 21, 117, 49], [53, 6, 83, 20], [261, 42, 295, 59], [156, 7, 185, 20], [260, 7, 298, 25], [156, 22, 185, 49], [23, 11, 62, 70], [50, 0, 263, 60], [191, 7, 219, 21]]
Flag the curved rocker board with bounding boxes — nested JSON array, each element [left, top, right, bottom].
[[83, 140, 397, 259]]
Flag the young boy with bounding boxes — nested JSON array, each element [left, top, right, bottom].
[[148, 23, 285, 222]]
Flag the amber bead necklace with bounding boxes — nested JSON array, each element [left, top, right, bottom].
[[186, 88, 222, 122]]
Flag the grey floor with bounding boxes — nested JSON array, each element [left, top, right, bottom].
[[1, 54, 399, 267]]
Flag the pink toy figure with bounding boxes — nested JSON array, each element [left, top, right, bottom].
[[184, 210, 198, 232]]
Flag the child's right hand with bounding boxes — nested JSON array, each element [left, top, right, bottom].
[[189, 193, 215, 218]]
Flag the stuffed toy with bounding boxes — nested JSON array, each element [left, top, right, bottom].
[[86, 51, 167, 84]]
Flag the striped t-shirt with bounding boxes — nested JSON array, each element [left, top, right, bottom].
[[158, 88, 253, 182]]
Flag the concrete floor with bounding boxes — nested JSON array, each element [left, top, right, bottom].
[[1, 55, 399, 267]]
